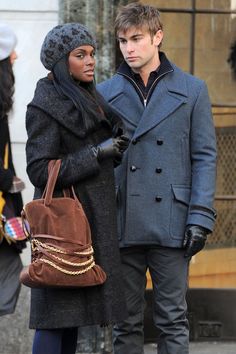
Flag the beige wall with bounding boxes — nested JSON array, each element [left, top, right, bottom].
[[0, 0, 59, 207]]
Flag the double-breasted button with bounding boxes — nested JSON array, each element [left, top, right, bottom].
[[155, 168, 162, 174], [155, 196, 162, 202], [156, 139, 163, 145], [130, 165, 137, 172]]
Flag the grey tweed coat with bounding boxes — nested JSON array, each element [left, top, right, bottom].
[[25, 77, 127, 329]]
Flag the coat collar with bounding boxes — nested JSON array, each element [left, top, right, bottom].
[[29, 78, 89, 139], [107, 55, 188, 138]]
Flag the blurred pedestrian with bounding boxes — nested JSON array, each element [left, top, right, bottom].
[[25, 23, 128, 354], [0, 23, 26, 316], [228, 39, 236, 78]]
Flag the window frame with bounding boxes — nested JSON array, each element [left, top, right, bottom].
[[158, 0, 236, 107]]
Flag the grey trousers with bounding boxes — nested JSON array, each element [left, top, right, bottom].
[[113, 246, 190, 354]]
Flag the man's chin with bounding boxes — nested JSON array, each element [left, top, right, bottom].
[[126, 61, 141, 70]]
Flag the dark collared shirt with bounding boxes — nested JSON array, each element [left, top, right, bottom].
[[117, 52, 173, 105], [131, 68, 160, 99]]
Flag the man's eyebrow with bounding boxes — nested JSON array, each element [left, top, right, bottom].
[[118, 34, 143, 40]]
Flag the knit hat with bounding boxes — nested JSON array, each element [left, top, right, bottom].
[[0, 23, 17, 61], [40, 23, 96, 71]]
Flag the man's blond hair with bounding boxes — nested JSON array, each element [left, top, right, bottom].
[[115, 2, 163, 38]]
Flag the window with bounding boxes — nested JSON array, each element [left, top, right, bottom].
[[141, 0, 236, 289]]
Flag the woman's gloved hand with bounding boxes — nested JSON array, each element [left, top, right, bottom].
[[116, 135, 130, 152], [183, 225, 208, 258], [93, 135, 130, 161]]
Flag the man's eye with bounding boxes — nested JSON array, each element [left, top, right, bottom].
[[91, 52, 96, 57], [119, 39, 126, 44]]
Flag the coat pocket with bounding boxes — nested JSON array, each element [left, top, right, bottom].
[[170, 184, 191, 240]]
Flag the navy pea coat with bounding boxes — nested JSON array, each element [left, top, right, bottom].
[[97, 62, 217, 248]]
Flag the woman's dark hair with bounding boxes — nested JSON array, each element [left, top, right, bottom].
[[0, 57, 15, 119], [228, 40, 236, 79], [52, 55, 106, 132]]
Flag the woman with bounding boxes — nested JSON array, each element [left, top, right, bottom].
[[25, 23, 128, 354], [0, 23, 26, 316]]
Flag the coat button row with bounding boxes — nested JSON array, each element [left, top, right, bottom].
[[130, 166, 162, 173], [155, 196, 162, 202], [131, 139, 163, 145]]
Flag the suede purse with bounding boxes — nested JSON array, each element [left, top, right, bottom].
[[20, 159, 106, 288]]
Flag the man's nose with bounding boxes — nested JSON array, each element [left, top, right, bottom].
[[126, 41, 134, 53]]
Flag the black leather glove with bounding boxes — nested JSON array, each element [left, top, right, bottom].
[[183, 225, 208, 258], [116, 135, 130, 152], [93, 135, 129, 161]]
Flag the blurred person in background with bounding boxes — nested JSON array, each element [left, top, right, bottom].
[[228, 39, 236, 79], [0, 23, 26, 316]]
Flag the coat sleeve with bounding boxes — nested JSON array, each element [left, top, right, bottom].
[[0, 158, 14, 192], [25, 106, 101, 189], [0, 119, 14, 191], [187, 81, 217, 232], [96, 89, 125, 137]]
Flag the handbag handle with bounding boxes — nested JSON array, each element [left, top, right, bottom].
[[44, 160, 81, 208], [44, 160, 61, 206]]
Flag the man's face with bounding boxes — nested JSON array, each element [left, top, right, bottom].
[[117, 26, 163, 73]]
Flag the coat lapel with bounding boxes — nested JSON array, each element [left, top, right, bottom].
[[106, 76, 145, 128], [104, 67, 189, 139], [133, 70, 188, 139]]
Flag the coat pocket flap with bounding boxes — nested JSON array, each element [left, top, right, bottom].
[[172, 185, 191, 206]]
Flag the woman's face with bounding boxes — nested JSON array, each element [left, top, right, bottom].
[[68, 45, 95, 82]]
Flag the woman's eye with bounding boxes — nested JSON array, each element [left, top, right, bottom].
[[76, 54, 84, 59]]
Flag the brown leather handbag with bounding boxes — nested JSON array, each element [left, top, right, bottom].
[[20, 159, 106, 288]]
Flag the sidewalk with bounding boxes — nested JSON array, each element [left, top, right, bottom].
[[1, 284, 235, 354], [144, 342, 236, 354]]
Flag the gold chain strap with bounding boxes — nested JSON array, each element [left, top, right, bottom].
[[41, 258, 95, 275], [32, 238, 93, 256], [50, 252, 94, 267]]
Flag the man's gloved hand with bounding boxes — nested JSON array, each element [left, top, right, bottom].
[[94, 135, 130, 161], [183, 225, 208, 258]]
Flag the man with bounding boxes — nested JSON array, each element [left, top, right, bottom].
[[97, 2, 217, 354]]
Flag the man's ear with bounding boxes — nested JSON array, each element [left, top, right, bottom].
[[153, 30, 164, 47]]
